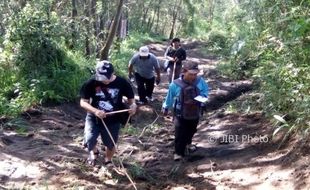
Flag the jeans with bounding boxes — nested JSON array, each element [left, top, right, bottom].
[[84, 114, 121, 151], [134, 72, 155, 102], [174, 117, 199, 156]]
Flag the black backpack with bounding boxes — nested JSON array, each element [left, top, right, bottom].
[[173, 78, 201, 120]]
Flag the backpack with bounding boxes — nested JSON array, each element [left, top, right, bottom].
[[173, 78, 201, 120]]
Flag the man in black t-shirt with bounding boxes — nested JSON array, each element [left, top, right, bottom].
[[80, 60, 137, 166]]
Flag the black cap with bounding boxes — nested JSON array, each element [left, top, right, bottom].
[[95, 60, 114, 81]]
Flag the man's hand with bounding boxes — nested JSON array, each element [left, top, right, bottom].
[[129, 103, 137, 116], [162, 108, 168, 116], [167, 56, 174, 61], [155, 77, 161, 85], [95, 109, 106, 119], [128, 73, 134, 82]]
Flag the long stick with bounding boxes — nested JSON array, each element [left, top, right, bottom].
[[100, 118, 137, 190], [171, 61, 177, 82], [105, 109, 131, 115]]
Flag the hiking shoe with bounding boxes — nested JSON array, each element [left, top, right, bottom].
[[137, 100, 147, 105], [86, 150, 100, 166], [186, 144, 198, 153], [146, 96, 154, 102], [104, 160, 114, 170], [87, 156, 96, 166], [173, 154, 183, 161]]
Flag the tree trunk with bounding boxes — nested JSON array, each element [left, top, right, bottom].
[[155, 0, 162, 33], [84, 0, 91, 56], [141, 5, 149, 29], [100, 0, 124, 60], [91, 0, 101, 55], [147, 3, 156, 31], [69, 0, 78, 49], [99, 0, 108, 42], [19, 0, 27, 9], [91, 0, 98, 37], [208, 0, 214, 24], [169, 0, 181, 39]]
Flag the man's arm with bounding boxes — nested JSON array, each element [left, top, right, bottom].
[[128, 55, 137, 77], [198, 78, 209, 97], [153, 57, 161, 84], [164, 46, 174, 61], [80, 98, 106, 118], [128, 63, 134, 77], [127, 98, 137, 116], [162, 83, 178, 110]]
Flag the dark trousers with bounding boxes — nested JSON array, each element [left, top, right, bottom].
[[167, 63, 182, 83], [134, 73, 155, 102], [174, 117, 199, 156]]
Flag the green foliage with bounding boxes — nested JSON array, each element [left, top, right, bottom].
[[127, 162, 153, 181], [216, 0, 310, 132], [0, 4, 91, 116], [2, 118, 30, 135], [207, 30, 232, 56], [121, 125, 140, 136]]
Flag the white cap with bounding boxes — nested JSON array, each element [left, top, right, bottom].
[[139, 46, 149, 57]]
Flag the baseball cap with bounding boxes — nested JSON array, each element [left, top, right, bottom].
[[95, 60, 114, 81], [139, 46, 149, 57], [183, 62, 199, 74]]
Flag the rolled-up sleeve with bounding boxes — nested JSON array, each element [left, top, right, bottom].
[[162, 83, 179, 110], [198, 78, 209, 97]]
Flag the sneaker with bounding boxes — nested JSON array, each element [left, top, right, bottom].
[[186, 144, 198, 155], [146, 96, 154, 102], [173, 154, 183, 161], [87, 155, 97, 166], [187, 144, 197, 152], [104, 160, 114, 170], [137, 100, 147, 105]]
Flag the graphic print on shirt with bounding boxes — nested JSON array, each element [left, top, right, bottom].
[[95, 86, 120, 112]]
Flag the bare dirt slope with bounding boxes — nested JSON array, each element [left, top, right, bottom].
[[0, 40, 309, 190]]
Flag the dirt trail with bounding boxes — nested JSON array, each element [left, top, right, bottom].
[[0, 40, 309, 190]]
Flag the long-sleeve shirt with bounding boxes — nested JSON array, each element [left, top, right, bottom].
[[162, 76, 209, 110]]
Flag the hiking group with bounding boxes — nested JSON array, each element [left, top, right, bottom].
[[79, 38, 209, 167]]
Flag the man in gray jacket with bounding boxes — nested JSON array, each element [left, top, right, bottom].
[[128, 46, 161, 104]]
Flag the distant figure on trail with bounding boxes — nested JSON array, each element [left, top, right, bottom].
[[164, 38, 187, 83], [128, 46, 161, 105], [80, 60, 137, 166], [162, 62, 208, 161]]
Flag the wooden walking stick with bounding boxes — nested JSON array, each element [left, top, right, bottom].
[[105, 109, 131, 116], [171, 61, 177, 82], [100, 110, 137, 190]]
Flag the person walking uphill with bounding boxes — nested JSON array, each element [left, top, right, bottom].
[[128, 46, 161, 104], [164, 38, 186, 83], [162, 62, 208, 161], [80, 60, 137, 166]]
